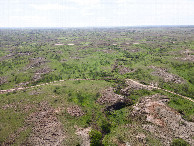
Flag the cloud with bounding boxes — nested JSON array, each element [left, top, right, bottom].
[[70, 0, 101, 6], [30, 3, 75, 10], [8, 15, 56, 27]]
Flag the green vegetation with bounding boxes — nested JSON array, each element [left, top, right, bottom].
[[89, 130, 102, 146], [0, 27, 193, 145], [171, 138, 189, 146]]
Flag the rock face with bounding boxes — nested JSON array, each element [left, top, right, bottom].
[[132, 94, 194, 145], [67, 106, 85, 117], [26, 101, 65, 146]]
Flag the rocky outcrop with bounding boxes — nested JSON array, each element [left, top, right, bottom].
[[132, 94, 194, 145]]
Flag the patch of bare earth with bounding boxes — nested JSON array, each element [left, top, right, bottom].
[[32, 67, 52, 81], [175, 49, 194, 62], [132, 94, 194, 145], [2, 126, 28, 146], [25, 57, 48, 70], [150, 66, 185, 84], [97, 87, 124, 105], [97, 87, 132, 112], [118, 66, 136, 75], [75, 126, 91, 146], [55, 43, 64, 46], [26, 101, 65, 146], [121, 79, 153, 96], [2, 101, 35, 113], [66, 105, 85, 117], [0, 76, 7, 85], [15, 82, 30, 88]]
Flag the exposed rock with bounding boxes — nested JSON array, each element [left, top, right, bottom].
[[97, 87, 124, 105], [0, 76, 7, 85], [2, 126, 28, 145], [121, 79, 153, 95], [150, 66, 185, 84], [25, 57, 48, 70], [35, 67, 52, 75], [118, 66, 136, 75], [136, 133, 146, 143], [32, 67, 52, 81], [2, 102, 34, 112], [75, 126, 91, 146], [97, 87, 132, 113], [175, 49, 194, 62], [26, 101, 65, 146], [132, 94, 194, 145], [67, 105, 85, 117]]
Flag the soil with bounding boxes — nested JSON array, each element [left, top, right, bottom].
[[150, 66, 185, 84], [0, 76, 7, 85], [2, 126, 28, 146], [132, 94, 194, 145], [119, 66, 136, 75], [2, 102, 34, 113], [35, 67, 52, 75], [175, 49, 194, 62], [26, 101, 66, 146], [0, 52, 31, 61], [67, 44, 74, 46], [25, 57, 47, 70], [15, 82, 29, 88], [97, 87, 124, 105], [66, 105, 85, 117], [32, 67, 52, 81], [75, 126, 91, 146], [55, 43, 64, 46], [121, 79, 153, 95]]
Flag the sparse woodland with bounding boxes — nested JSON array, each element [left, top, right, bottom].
[[0, 27, 193, 145]]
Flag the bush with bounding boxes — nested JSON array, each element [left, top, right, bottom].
[[89, 130, 102, 146], [171, 138, 189, 146], [100, 120, 111, 134]]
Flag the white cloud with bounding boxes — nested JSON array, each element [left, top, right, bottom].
[[8, 16, 56, 27], [70, 0, 101, 6], [30, 3, 75, 10]]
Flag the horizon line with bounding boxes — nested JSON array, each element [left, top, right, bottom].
[[1, 25, 194, 29]]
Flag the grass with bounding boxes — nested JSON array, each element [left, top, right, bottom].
[[0, 27, 194, 145]]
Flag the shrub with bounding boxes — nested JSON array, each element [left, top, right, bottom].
[[171, 138, 189, 146], [89, 129, 102, 146], [100, 120, 111, 134]]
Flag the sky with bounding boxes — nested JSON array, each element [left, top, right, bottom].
[[0, 0, 194, 27]]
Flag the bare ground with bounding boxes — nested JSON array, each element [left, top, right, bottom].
[[32, 67, 52, 81], [150, 66, 185, 84], [66, 105, 85, 117], [75, 126, 91, 146], [97, 87, 124, 105], [175, 49, 194, 62], [118, 66, 136, 75], [121, 79, 153, 95], [0, 76, 7, 85], [25, 57, 48, 70], [2, 126, 28, 146], [132, 94, 194, 145], [25, 101, 66, 146]]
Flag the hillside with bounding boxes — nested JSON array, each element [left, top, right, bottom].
[[0, 27, 193, 146]]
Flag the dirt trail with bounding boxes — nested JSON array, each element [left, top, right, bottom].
[[0, 78, 193, 102]]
